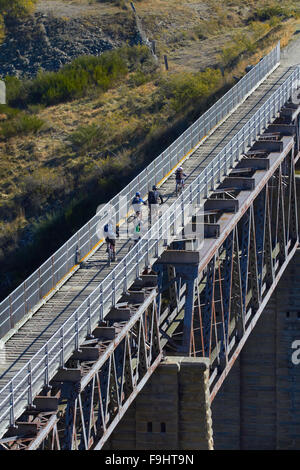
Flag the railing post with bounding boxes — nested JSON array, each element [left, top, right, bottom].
[[211, 162, 215, 191], [146, 238, 150, 268], [230, 140, 234, 168], [27, 362, 33, 407], [51, 255, 54, 289], [38, 267, 41, 300], [155, 237, 159, 258], [204, 168, 208, 198], [45, 344, 49, 388], [60, 326, 64, 367], [9, 294, 13, 330], [24, 282, 27, 315], [75, 311, 79, 350], [189, 184, 193, 205], [123, 258, 128, 294], [9, 381, 14, 427], [99, 284, 104, 322], [135, 246, 140, 279], [181, 193, 185, 228], [87, 298, 92, 337], [88, 221, 91, 252], [112, 272, 116, 306]]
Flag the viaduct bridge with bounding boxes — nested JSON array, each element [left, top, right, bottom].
[[0, 42, 300, 450]]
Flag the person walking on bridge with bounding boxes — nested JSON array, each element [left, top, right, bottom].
[[148, 185, 163, 224], [175, 166, 186, 195]]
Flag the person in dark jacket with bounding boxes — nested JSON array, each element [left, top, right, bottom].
[[148, 185, 163, 224], [175, 166, 186, 194]]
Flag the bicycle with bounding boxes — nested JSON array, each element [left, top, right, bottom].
[[127, 215, 143, 252], [175, 179, 185, 196], [106, 239, 116, 265]]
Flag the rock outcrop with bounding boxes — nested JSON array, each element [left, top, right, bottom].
[[0, 12, 141, 78]]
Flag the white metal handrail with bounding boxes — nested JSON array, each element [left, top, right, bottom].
[[0, 62, 298, 437], [0, 44, 280, 339]]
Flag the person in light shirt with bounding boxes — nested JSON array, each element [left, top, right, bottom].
[[103, 220, 117, 260]]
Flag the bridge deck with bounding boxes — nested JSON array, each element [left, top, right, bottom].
[[0, 65, 293, 397]]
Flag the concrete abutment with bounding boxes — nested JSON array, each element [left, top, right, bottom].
[[105, 357, 213, 450]]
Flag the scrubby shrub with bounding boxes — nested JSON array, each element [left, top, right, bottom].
[[249, 21, 271, 40], [0, 0, 37, 17], [193, 25, 209, 41], [129, 69, 151, 87], [6, 45, 155, 108], [5, 76, 24, 105], [0, 103, 20, 119], [19, 168, 64, 215], [69, 123, 107, 154], [159, 68, 223, 113], [219, 31, 257, 67], [0, 113, 44, 139], [253, 5, 292, 22], [0, 1, 37, 44]]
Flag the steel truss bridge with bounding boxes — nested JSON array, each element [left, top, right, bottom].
[[0, 43, 300, 450]]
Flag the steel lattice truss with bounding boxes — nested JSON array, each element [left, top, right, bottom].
[[62, 293, 161, 450], [158, 132, 299, 398], [0, 286, 161, 450]]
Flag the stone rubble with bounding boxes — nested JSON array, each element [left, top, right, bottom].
[[0, 13, 141, 78]]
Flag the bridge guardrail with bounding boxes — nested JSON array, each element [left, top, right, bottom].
[[0, 60, 298, 437], [0, 43, 280, 340]]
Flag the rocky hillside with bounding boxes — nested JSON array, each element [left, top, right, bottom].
[[0, 4, 140, 78]]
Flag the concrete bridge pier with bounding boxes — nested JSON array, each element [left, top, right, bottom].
[[105, 357, 214, 450]]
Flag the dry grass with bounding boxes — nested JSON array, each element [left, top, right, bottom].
[[2, 1, 300, 204]]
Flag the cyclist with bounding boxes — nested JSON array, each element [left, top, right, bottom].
[[175, 166, 186, 194], [132, 192, 147, 217], [103, 221, 117, 261], [148, 185, 163, 224]]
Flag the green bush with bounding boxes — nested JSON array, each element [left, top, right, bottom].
[[19, 168, 64, 215], [129, 69, 152, 87], [0, 0, 37, 17], [249, 21, 271, 40], [5, 76, 24, 105], [69, 123, 106, 154], [159, 68, 223, 113], [6, 45, 155, 108], [253, 4, 293, 21], [0, 113, 44, 139], [219, 32, 256, 67], [0, 103, 20, 119]]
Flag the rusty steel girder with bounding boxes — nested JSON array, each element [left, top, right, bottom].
[[157, 126, 299, 400], [0, 282, 161, 450]]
